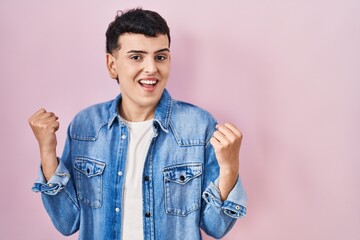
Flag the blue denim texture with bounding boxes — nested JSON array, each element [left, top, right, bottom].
[[32, 89, 247, 240]]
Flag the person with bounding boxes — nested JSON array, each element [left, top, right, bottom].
[[29, 8, 247, 240]]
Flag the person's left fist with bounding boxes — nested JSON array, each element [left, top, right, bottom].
[[210, 123, 243, 170]]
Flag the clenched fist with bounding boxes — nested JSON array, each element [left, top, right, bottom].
[[28, 108, 60, 180], [210, 122, 243, 200]]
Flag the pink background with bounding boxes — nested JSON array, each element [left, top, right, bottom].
[[1, 0, 359, 239]]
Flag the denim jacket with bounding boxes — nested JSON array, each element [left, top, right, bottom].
[[32, 89, 247, 240]]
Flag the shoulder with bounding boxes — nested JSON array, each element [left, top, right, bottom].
[[171, 100, 216, 123], [69, 98, 115, 140], [169, 99, 217, 145]]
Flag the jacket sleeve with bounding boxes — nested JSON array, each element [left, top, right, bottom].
[[200, 129, 247, 239], [32, 124, 80, 236]]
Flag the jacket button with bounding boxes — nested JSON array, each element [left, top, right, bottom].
[[145, 212, 151, 217], [121, 135, 126, 140], [179, 175, 185, 181], [144, 176, 149, 181]]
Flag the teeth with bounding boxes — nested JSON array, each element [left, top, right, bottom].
[[140, 79, 157, 85]]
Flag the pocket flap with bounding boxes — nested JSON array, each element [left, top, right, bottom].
[[74, 157, 106, 177], [163, 163, 202, 185]]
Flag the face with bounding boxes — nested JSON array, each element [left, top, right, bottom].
[[106, 33, 171, 113]]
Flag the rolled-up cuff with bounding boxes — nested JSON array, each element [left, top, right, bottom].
[[202, 176, 247, 218], [32, 158, 70, 195]]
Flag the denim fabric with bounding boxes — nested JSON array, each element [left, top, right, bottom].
[[32, 89, 247, 240]]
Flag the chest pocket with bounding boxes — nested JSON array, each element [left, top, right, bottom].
[[162, 163, 202, 216], [74, 157, 106, 208]]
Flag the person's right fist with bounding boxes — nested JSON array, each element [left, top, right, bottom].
[[28, 108, 59, 153]]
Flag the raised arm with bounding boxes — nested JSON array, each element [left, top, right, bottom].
[[28, 108, 59, 181]]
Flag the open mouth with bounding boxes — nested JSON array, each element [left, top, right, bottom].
[[138, 79, 159, 89]]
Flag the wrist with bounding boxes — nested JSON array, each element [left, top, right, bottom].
[[41, 157, 58, 182], [218, 168, 239, 201], [39, 145, 56, 157], [219, 169, 238, 187], [219, 163, 239, 177]]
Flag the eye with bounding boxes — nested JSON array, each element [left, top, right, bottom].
[[155, 55, 167, 61], [130, 55, 142, 61]]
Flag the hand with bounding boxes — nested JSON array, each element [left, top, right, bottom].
[[210, 122, 242, 170], [28, 108, 59, 152], [28, 108, 60, 180], [210, 122, 243, 200]]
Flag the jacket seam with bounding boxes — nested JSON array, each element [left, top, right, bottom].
[[70, 121, 108, 141]]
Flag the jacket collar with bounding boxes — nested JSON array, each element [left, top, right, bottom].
[[107, 89, 172, 133]]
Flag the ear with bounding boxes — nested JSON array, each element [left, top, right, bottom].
[[106, 53, 118, 79]]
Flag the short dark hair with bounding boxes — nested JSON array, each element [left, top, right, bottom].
[[106, 8, 171, 55]]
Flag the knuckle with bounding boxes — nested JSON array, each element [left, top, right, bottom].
[[218, 144, 225, 151], [228, 135, 236, 142], [210, 138, 217, 145], [32, 119, 40, 127], [40, 122, 50, 128], [49, 128, 56, 133]]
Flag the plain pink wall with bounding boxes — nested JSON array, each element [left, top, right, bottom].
[[1, 0, 359, 239]]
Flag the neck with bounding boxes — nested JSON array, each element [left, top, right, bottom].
[[119, 101, 155, 122]]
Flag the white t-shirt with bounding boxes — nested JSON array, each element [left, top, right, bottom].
[[122, 119, 154, 240]]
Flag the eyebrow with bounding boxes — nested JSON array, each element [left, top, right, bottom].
[[126, 48, 170, 54]]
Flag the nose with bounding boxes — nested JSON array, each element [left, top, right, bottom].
[[143, 58, 157, 74]]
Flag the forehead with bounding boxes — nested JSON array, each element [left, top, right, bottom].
[[118, 33, 169, 52]]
